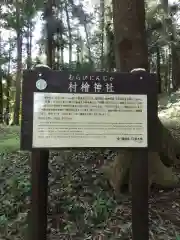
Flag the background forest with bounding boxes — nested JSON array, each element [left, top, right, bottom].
[[0, 0, 180, 124], [0, 0, 180, 239]]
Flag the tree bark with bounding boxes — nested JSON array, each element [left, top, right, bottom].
[[26, 19, 33, 69], [0, 27, 3, 124], [0, 71, 3, 124], [65, 2, 72, 67], [13, 1, 22, 125], [156, 45, 161, 93], [100, 0, 105, 69], [103, 0, 179, 195]]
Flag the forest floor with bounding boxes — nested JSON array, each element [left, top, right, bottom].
[[1, 92, 180, 240]]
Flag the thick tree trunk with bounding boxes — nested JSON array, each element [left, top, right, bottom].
[[103, 0, 179, 195], [171, 44, 180, 91]]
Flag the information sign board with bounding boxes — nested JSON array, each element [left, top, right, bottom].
[[21, 69, 157, 150], [32, 93, 147, 148]]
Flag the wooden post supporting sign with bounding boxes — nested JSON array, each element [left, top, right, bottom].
[[131, 68, 152, 240], [26, 1, 54, 239], [30, 150, 49, 240], [26, 66, 51, 240], [132, 149, 149, 240]]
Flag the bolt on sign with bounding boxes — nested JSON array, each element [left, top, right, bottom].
[[20, 68, 158, 150]]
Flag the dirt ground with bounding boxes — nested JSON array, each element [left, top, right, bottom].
[[0, 123, 180, 239]]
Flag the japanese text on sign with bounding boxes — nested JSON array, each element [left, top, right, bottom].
[[32, 93, 147, 148], [68, 73, 115, 93]]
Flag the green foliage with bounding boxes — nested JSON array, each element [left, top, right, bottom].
[[90, 192, 114, 224]]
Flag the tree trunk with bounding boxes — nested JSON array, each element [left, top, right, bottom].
[[60, 4, 64, 66], [65, 2, 72, 67], [5, 77, 10, 126], [100, 0, 105, 69], [13, 1, 22, 125], [164, 48, 169, 92], [5, 39, 13, 126], [171, 44, 180, 91], [156, 45, 161, 93], [46, 0, 53, 68], [168, 46, 172, 93], [0, 29, 3, 124], [26, 19, 33, 69], [83, 20, 93, 65], [0, 72, 3, 124], [103, 0, 179, 195], [105, 22, 115, 71]]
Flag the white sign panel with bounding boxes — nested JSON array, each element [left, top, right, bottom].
[[32, 93, 147, 148]]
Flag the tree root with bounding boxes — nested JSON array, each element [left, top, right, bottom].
[[102, 150, 179, 195]]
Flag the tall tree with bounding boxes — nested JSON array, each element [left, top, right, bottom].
[[24, 0, 34, 69], [64, 1, 73, 66], [147, 0, 180, 91], [100, 0, 105, 69], [13, 0, 23, 125], [0, 26, 3, 123], [104, 0, 179, 197]]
